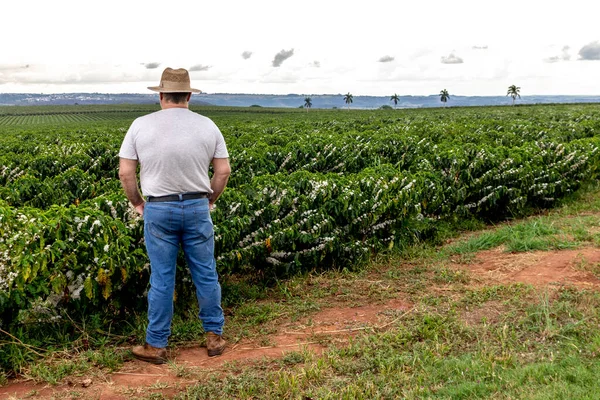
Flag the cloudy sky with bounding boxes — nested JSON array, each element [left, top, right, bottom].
[[1, 0, 599, 96]]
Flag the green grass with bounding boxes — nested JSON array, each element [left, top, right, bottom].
[[19, 346, 127, 385], [443, 182, 600, 258]]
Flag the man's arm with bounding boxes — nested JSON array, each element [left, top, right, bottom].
[[209, 158, 231, 209], [119, 158, 145, 215]]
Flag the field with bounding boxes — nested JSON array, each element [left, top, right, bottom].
[[1, 103, 600, 399]]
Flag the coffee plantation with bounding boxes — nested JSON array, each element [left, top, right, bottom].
[[0, 104, 598, 371]]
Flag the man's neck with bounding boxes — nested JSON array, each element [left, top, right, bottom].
[[161, 103, 189, 110]]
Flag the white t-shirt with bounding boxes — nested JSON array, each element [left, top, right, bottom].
[[119, 108, 229, 197]]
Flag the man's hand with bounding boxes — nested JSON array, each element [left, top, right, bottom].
[[134, 201, 145, 216]]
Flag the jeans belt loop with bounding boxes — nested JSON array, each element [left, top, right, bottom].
[[178, 194, 183, 201]]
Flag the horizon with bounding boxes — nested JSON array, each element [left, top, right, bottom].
[[3, 92, 600, 110], [3, 92, 600, 98]]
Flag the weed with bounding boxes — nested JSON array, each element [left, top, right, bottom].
[[147, 394, 168, 400], [235, 302, 286, 325], [446, 229, 510, 255], [433, 266, 470, 284], [25, 359, 83, 385], [281, 351, 307, 366], [168, 361, 193, 378], [461, 284, 531, 306], [556, 286, 583, 303], [148, 382, 170, 390], [84, 348, 124, 371]]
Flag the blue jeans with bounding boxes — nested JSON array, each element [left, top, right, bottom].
[[143, 198, 224, 348]]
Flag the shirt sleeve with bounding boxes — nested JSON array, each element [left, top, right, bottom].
[[213, 126, 229, 159], [119, 120, 139, 160]]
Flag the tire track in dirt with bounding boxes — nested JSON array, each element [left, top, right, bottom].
[[454, 247, 600, 288]]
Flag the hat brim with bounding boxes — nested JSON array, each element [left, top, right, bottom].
[[148, 86, 202, 93]]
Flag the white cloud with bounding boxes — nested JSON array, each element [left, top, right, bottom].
[[578, 41, 600, 60], [190, 64, 211, 72], [378, 55, 395, 63], [272, 49, 294, 67], [441, 53, 464, 64], [544, 46, 571, 63], [0, 64, 157, 86]]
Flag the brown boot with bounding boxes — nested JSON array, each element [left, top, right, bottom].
[[132, 343, 167, 364], [206, 332, 226, 357]]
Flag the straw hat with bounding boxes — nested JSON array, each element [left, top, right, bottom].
[[148, 67, 202, 93]]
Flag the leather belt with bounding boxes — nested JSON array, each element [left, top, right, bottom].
[[147, 192, 209, 202]]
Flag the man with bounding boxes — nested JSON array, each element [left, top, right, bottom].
[[118, 67, 231, 364]]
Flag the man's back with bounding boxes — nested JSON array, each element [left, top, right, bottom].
[[119, 108, 228, 197]]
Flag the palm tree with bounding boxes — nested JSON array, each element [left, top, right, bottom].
[[390, 93, 400, 109], [304, 96, 312, 112], [344, 92, 353, 110], [507, 85, 521, 105], [439, 89, 450, 107]]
